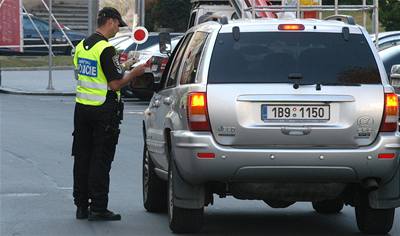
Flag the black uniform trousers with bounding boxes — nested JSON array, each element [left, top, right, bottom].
[[72, 95, 121, 211]]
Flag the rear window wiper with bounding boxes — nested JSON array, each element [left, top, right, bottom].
[[290, 81, 361, 91], [320, 82, 361, 86]]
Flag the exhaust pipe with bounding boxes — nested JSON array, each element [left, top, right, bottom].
[[362, 178, 379, 191]]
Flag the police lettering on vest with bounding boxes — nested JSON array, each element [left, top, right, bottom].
[[74, 40, 120, 106], [78, 58, 98, 77]]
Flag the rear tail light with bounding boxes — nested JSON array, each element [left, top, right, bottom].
[[197, 153, 215, 159], [143, 58, 153, 72], [187, 92, 211, 131], [145, 58, 152, 67], [380, 93, 399, 132], [278, 24, 305, 31], [160, 58, 169, 71], [378, 153, 396, 159], [119, 52, 128, 63]]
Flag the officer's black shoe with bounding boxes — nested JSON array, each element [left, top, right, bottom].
[[76, 207, 89, 220], [88, 209, 121, 221]]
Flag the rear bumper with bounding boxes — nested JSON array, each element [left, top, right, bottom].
[[170, 131, 400, 185]]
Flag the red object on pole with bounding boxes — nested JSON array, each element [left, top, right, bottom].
[[132, 27, 149, 44], [0, 0, 22, 52], [134, 30, 146, 42]]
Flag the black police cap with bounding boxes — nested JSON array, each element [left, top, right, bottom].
[[98, 7, 127, 27]]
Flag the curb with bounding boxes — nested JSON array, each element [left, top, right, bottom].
[[0, 87, 75, 96], [0, 66, 74, 71]]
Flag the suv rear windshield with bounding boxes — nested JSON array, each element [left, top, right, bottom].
[[208, 32, 381, 84]]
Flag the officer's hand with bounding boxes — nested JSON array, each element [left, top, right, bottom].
[[131, 64, 146, 77]]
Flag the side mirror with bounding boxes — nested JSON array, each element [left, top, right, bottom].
[[71, 47, 76, 57], [390, 65, 400, 93], [159, 32, 171, 55]]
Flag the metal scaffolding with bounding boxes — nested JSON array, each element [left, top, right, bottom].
[[229, 0, 380, 41]]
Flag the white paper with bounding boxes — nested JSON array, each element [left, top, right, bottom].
[[132, 54, 153, 68]]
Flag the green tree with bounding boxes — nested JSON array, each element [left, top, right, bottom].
[[379, 0, 400, 31], [146, 0, 191, 32], [322, 0, 400, 31]]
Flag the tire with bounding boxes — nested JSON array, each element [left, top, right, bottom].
[[312, 199, 344, 214], [142, 144, 167, 212], [168, 159, 203, 233], [355, 193, 395, 234]]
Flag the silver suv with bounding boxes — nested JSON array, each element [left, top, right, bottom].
[[142, 17, 400, 234]]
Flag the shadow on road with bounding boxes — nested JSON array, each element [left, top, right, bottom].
[[143, 206, 395, 236]]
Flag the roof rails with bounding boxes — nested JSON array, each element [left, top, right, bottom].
[[229, 0, 380, 44], [324, 15, 356, 25]]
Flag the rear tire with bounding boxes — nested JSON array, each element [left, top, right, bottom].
[[355, 194, 395, 234], [168, 159, 203, 233], [142, 144, 167, 212], [312, 199, 344, 214]]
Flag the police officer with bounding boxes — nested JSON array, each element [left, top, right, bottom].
[[72, 7, 145, 221]]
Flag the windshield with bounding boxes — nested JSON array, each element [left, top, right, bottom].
[[208, 32, 381, 84]]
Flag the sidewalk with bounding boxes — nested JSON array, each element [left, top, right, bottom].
[[0, 69, 76, 96]]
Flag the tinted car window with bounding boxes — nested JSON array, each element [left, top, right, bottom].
[[23, 17, 48, 35], [209, 32, 380, 84], [159, 37, 184, 89], [188, 11, 197, 29], [165, 33, 193, 88], [180, 32, 208, 85], [31, 18, 48, 33]]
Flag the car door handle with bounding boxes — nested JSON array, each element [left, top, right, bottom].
[[281, 127, 311, 136], [163, 97, 172, 105]]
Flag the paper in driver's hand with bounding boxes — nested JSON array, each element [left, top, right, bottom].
[[132, 54, 152, 67]]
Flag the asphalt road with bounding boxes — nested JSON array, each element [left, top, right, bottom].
[[0, 94, 399, 236]]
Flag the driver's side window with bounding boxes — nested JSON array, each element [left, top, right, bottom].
[[164, 33, 193, 89]]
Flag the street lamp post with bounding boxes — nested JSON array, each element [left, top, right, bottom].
[[135, 0, 145, 26], [88, 0, 99, 35], [47, 0, 54, 90]]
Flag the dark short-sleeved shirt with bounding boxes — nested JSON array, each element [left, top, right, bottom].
[[83, 33, 123, 83]]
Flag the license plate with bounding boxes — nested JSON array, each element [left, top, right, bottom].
[[261, 104, 330, 121]]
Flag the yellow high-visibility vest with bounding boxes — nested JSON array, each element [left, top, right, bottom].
[[73, 40, 120, 106]]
